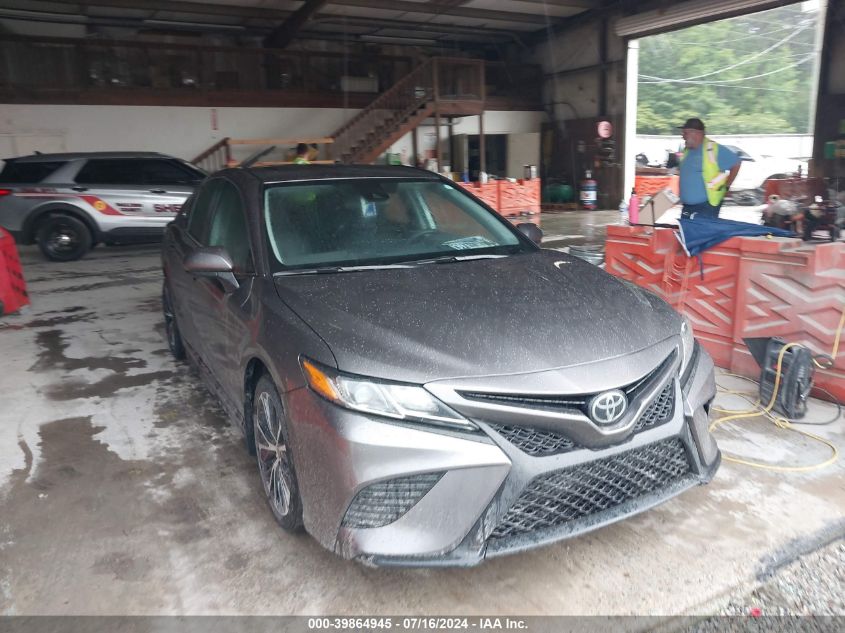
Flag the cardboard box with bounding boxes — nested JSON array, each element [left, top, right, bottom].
[[638, 188, 679, 224]]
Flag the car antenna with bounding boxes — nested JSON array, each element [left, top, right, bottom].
[[239, 145, 276, 168]]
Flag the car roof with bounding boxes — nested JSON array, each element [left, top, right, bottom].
[[4, 151, 174, 162], [240, 164, 442, 183]]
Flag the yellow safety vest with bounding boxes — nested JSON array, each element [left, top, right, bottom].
[[682, 138, 728, 207], [293, 156, 310, 165]]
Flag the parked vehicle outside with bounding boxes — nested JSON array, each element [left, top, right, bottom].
[[161, 164, 720, 566], [0, 152, 205, 261], [724, 145, 808, 206]]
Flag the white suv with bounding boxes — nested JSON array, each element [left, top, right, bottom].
[[0, 152, 205, 261]]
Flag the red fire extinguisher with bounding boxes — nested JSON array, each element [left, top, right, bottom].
[[580, 170, 597, 210]]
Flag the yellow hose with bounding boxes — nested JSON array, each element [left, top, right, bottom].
[[708, 306, 845, 473]]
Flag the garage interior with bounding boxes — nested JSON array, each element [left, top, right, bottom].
[[1, 0, 845, 621]]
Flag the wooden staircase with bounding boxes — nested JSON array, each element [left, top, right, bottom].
[[331, 57, 485, 164], [190, 57, 486, 170]]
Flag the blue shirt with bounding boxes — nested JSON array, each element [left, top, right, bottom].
[[679, 142, 740, 204]]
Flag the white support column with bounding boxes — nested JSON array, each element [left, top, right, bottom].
[[623, 38, 640, 204]]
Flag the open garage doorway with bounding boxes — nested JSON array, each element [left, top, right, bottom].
[[623, 1, 827, 216]]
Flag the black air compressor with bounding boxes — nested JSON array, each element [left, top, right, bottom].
[[745, 337, 815, 419]]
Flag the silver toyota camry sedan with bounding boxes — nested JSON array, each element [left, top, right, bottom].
[[161, 164, 719, 566]]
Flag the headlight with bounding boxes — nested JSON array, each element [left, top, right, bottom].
[[679, 315, 696, 381], [300, 357, 477, 432]]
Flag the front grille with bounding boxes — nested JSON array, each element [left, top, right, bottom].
[[632, 382, 675, 432], [489, 381, 676, 457], [342, 473, 443, 529], [459, 352, 676, 416], [490, 438, 690, 540], [489, 424, 575, 456]]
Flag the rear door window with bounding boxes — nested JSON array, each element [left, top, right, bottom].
[[140, 159, 203, 185], [0, 161, 68, 183], [75, 159, 145, 185]]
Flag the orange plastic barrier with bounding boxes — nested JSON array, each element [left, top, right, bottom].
[[499, 179, 541, 217], [605, 225, 742, 368], [605, 225, 845, 402], [462, 182, 499, 210], [730, 238, 845, 402], [458, 179, 541, 218], [635, 175, 679, 198], [0, 227, 29, 316]]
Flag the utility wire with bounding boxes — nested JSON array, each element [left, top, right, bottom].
[[642, 22, 812, 83], [639, 53, 815, 85]]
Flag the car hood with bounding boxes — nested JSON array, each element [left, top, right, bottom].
[[273, 250, 681, 384]]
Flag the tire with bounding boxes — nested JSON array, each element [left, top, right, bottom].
[[253, 375, 304, 532], [36, 214, 93, 261], [161, 281, 185, 360]]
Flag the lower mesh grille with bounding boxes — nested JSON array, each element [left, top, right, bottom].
[[490, 438, 690, 540], [342, 473, 443, 529], [633, 382, 675, 432], [489, 424, 575, 456]]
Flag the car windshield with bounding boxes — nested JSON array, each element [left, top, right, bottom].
[[263, 178, 529, 270]]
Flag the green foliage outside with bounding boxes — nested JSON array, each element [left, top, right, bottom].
[[637, 3, 820, 135]]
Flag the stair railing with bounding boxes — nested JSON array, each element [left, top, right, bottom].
[[191, 137, 231, 173], [331, 60, 435, 163]]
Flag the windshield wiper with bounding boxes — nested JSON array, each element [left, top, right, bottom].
[[273, 263, 416, 276], [407, 254, 510, 265]]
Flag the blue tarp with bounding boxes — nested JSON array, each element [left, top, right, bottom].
[[677, 216, 795, 257]]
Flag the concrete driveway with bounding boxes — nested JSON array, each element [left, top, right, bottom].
[[1, 238, 843, 616]]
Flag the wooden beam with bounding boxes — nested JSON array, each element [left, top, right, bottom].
[[503, 0, 601, 7], [330, 0, 552, 25], [229, 137, 333, 145], [39, 0, 556, 26], [264, 0, 328, 49], [26, 0, 291, 21]]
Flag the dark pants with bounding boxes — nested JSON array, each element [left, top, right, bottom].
[[681, 201, 721, 219]]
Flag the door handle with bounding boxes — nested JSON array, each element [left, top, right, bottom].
[[71, 186, 88, 192], [150, 189, 167, 194]]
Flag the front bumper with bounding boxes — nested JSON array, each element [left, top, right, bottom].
[[285, 342, 719, 566]]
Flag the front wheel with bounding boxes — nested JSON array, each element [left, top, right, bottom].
[[162, 281, 185, 360], [36, 214, 93, 261], [253, 375, 304, 532]]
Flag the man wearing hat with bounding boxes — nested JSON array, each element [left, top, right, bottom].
[[678, 118, 741, 219]]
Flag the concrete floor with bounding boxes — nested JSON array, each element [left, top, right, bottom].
[[1, 220, 843, 616]]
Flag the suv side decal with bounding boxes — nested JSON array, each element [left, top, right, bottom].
[[13, 192, 125, 216]]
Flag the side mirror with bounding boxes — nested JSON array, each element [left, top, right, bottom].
[[516, 222, 543, 246], [183, 247, 239, 293]]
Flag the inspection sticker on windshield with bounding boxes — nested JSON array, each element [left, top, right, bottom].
[[443, 236, 497, 250]]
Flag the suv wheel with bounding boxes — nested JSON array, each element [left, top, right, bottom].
[[36, 214, 93, 261], [253, 375, 304, 532]]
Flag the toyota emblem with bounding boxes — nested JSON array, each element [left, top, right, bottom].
[[589, 389, 628, 425]]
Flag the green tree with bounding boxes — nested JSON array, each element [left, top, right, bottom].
[[637, 4, 818, 134]]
